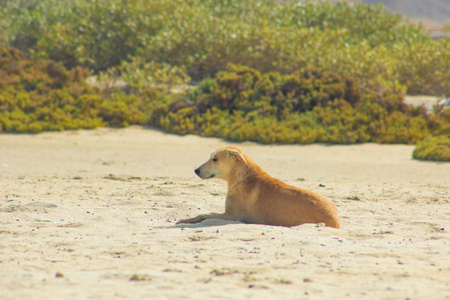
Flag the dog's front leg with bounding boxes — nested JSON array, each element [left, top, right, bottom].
[[176, 213, 232, 224]]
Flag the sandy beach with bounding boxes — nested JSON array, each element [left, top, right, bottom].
[[0, 126, 449, 299]]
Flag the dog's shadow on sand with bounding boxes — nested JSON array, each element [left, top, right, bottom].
[[154, 219, 244, 229]]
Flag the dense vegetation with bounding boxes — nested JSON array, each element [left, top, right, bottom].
[[412, 135, 450, 162], [0, 0, 449, 161], [1, 0, 449, 97], [0, 47, 161, 132], [152, 64, 448, 145]]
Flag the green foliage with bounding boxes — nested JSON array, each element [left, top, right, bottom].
[[1, 45, 448, 148], [1, 0, 448, 97], [0, 0, 176, 71], [0, 47, 161, 133], [151, 64, 448, 144], [96, 58, 191, 94], [393, 37, 450, 96], [412, 135, 450, 162]]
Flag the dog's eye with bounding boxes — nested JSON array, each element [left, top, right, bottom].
[[212, 158, 218, 162]]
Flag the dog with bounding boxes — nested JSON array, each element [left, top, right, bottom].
[[176, 146, 340, 228]]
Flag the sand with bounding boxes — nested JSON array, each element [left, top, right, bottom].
[[0, 126, 449, 299]]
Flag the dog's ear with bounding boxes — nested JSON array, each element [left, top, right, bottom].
[[229, 149, 247, 164]]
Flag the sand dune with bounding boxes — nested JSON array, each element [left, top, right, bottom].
[[0, 126, 449, 299]]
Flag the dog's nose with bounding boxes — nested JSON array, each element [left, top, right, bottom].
[[194, 168, 200, 175]]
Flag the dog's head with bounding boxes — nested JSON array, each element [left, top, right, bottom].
[[194, 146, 247, 180]]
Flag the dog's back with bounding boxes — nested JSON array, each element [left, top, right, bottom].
[[241, 169, 340, 228]]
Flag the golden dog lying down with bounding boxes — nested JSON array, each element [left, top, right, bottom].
[[177, 146, 340, 228]]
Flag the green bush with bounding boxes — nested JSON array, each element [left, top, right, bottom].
[[96, 58, 191, 94], [0, 0, 178, 71], [1, 45, 448, 148], [412, 135, 450, 162], [393, 37, 450, 97], [151, 64, 448, 144], [0, 47, 162, 133], [1, 0, 448, 97]]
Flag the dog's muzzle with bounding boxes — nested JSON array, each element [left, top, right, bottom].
[[194, 168, 215, 179]]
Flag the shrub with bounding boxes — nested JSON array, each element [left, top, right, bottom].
[[393, 37, 450, 97], [1, 45, 448, 149], [1, 0, 448, 97], [150, 64, 449, 144], [0, 47, 162, 133], [412, 135, 450, 162], [95, 58, 191, 94], [0, 0, 175, 72]]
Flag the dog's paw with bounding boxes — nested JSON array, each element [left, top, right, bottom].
[[176, 215, 206, 224], [175, 219, 190, 224]]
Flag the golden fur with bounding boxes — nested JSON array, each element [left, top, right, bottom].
[[176, 146, 340, 228]]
